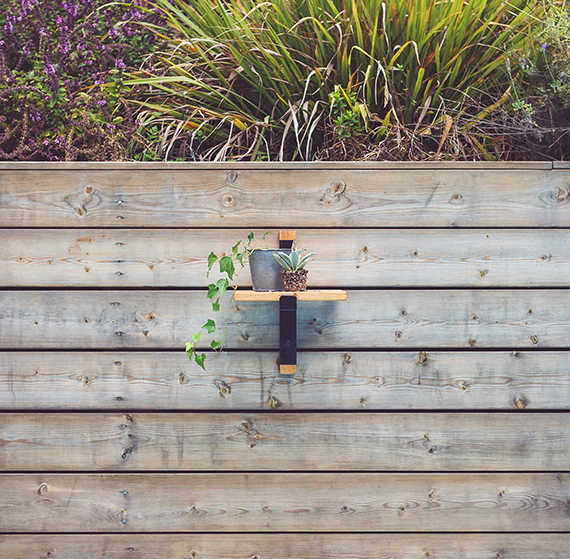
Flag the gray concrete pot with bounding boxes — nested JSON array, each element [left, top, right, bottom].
[[249, 249, 291, 291]]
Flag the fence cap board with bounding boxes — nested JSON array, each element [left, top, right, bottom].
[[0, 161, 554, 170]]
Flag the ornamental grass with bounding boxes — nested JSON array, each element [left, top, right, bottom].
[[128, 0, 541, 161]]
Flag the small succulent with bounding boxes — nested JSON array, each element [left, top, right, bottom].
[[274, 248, 316, 271]]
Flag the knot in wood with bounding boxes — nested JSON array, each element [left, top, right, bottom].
[[178, 373, 189, 385], [516, 398, 526, 409], [449, 192, 463, 204], [531, 335, 539, 345], [469, 339, 477, 347], [37, 483, 49, 495], [221, 193, 236, 207], [225, 170, 238, 184], [215, 380, 231, 397], [267, 395, 280, 409], [321, 180, 349, 206], [343, 353, 352, 364], [418, 351, 428, 365], [555, 185, 570, 202], [121, 447, 133, 460], [134, 310, 155, 325]]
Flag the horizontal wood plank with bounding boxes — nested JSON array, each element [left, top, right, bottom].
[[2, 168, 569, 227], [0, 161, 553, 170], [1, 290, 570, 349], [2, 534, 569, 559], [234, 290, 347, 301], [3, 351, 570, 411], [2, 412, 570, 471], [7, 228, 570, 288], [1, 473, 569, 532]]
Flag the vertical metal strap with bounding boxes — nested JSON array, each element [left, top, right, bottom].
[[279, 294, 297, 375]]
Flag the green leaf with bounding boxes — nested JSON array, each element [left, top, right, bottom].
[[195, 353, 206, 369], [207, 252, 218, 273], [192, 331, 202, 343], [202, 319, 216, 333], [207, 283, 218, 299], [210, 340, 223, 350], [232, 241, 241, 256], [216, 278, 229, 299], [274, 252, 293, 271], [185, 342, 194, 352], [219, 256, 235, 280], [212, 298, 220, 312], [247, 232, 254, 243]]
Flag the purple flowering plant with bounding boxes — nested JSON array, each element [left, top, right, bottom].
[[0, 0, 163, 160]]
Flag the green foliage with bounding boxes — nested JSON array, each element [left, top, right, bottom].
[[330, 85, 366, 140], [186, 231, 272, 370], [540, 0, 570, 107], [127, 0, 540, 161]]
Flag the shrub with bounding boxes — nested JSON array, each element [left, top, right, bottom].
[[0, 0, 162, 160], [128, 0, 540, 161]]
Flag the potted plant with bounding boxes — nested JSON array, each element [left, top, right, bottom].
[[274, 246, 317, 291], [186, 231, 292, 368]]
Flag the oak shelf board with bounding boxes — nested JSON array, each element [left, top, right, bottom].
[[234, 289, 347, 301]]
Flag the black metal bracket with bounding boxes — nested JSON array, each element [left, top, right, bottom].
[[279, 294, 297, 375]]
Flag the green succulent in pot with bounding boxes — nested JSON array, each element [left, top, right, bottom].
[[274, 247, 316, 292]]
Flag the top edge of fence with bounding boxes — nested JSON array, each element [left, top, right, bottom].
[[0, 161, 555, 171]]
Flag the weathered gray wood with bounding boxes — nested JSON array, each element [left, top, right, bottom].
[[1, 290, 570, 349], [1, 473, 569, 532], [0, 161, 553, 169], [553, 162, 570, 169], [4, 351, 570, 411], [2, 168, 569, 227], [1, 412, 570, 471], [5, 228, 570, 287], [2, 534, 569, 559]]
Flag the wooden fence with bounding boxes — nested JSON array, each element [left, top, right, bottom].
[[1, 161, 570, 558]]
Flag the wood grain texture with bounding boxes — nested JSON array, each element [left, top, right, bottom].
[[2, 168, 569, 227], [3, 351, 570, 411], [2, 534, 569, 559], [0, 161, 553, 170], [7, 228, 570, 288], [2, 473, 570, 532], [2, 412, 570, 471], [234, 291, 347, 301], [2, 290, 570, 349]]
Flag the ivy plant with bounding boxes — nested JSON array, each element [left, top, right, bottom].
[[186, 231, 271, 369]]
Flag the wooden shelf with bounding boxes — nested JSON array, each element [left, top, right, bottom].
[[234, 290, 347, 302]]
